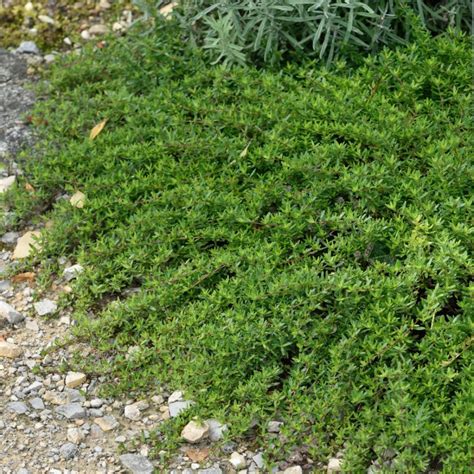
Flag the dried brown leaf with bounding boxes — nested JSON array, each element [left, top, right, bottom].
[[89, 119, 108, 140], [12, 272, 36, 283], [185, 447, 210, 462]]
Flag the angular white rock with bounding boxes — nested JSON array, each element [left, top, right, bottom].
[[33, 298, 57, 316], [124, 404, 141, 421], [169, 399, 194, 418], [0, 300, 24, 324], [65, 371, 87, 388], [283, 467, 303, 474], [119, 454, 154, 474], [206, 419, 228, 442], [12, 231, 41, 259], [0, 341, 22, 358], [67, 427, 84, 444], [181, 420, 209, 444], [70, 191, 85, 208], [327, 458, 342, 472], [0, 175, 16, 193], [94, 415, 119, 432], [63, 264, 84, 281], [229, 452, 247, 470]]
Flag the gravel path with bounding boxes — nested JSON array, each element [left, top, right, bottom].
[[0, 48, 35, 167]]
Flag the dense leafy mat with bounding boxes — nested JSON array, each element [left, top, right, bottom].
[[7, 24, 473, 471]]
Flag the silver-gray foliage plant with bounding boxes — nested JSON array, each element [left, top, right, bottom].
[[135, 0, 472, 65]]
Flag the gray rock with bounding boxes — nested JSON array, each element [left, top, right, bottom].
[[29, 397, 45, 410], [168, 400, 194, 418], [23, 381, 42, 394], [119, 453, 154, 474], [207, 419, 228, 441], [44, 54, 56, 64], [89, 24, 109, 35], [62, 264, 84, 281], [65, 388, 85, 403], [60, 442, 78, 460], [0, 231, 19, 244], [90, 398, 104, 408], [268, 420, 283, 433], [55, 403, 86, 419], [0, 300, 24, 325], [7, 401, 28, 414], [198, 469, 223, 474], [15, 41, 40, 55], [252, 452, 265, 469], [89, 408, 103, 417], [33, 299, 57, 316], [0, 280, 11, 292]]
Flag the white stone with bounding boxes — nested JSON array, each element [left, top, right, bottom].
[[65, 372, 87, 388], [159, 1, 177, 18], [7, 401, 28, 414], [44, 54, 55, 64], [206, 419, 228, 442], [0, 341, 22, 358], [252, 453, 264, 469], [60, 442, 78, 460], [70, 190, 85, 208], [283, 467, 303, 474], [63, 264, 84, 281], [229, 452, 247, 470], [169, 400, 194, 418], [0, 300, 24, 324], [55, 402, 86, 419], [168, 390, 183, 403], [94, 415, 119, 432], [327, 458, 342, 472], [0, 174, 15, 193], [181, 420, 209, 444], [38, 14, 55, 25], [89, 24, 108, 35], [67, 427, 84, 444], [29, 397, 45, 410], [33, 299, 57, 316], [119, 454, 154, 474], [124, 404, 141, 421], [267, 420, 283, 433], [81, 30, 91, 40], [15, 41, 40, 55], [12, 231, 41, 259]]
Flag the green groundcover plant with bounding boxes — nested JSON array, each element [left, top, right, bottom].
[[134, 0, 472, 65], [5, 23, 473, 472]]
